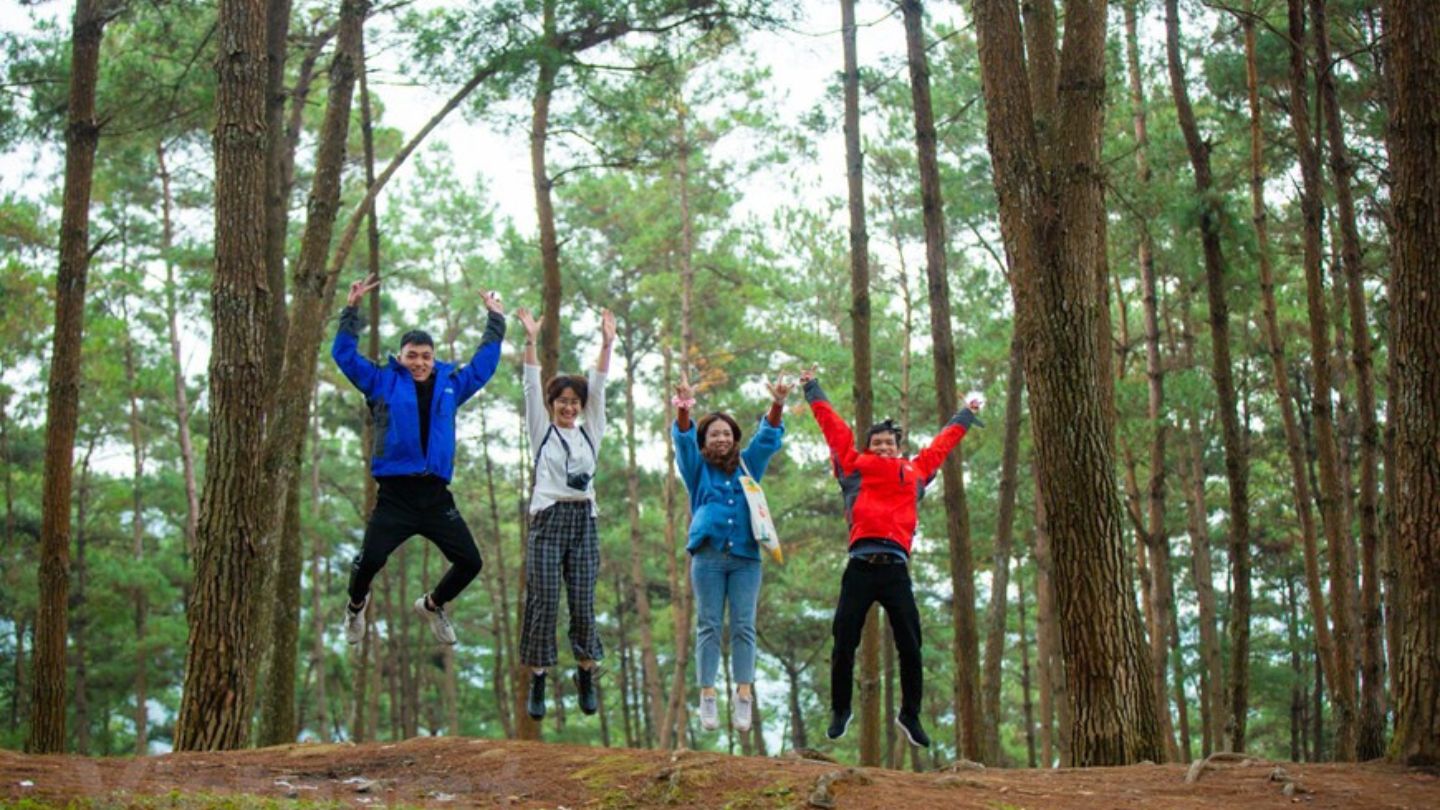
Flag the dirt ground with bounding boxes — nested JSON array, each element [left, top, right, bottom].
[[2, 736, 1437, 808]]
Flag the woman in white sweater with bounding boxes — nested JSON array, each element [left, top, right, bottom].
[[514, 307, 615, 721]]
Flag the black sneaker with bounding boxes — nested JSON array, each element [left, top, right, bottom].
[[826, 709, 853, 741], [896, 713, 931, 748], [527, 671, 547, 720], [574, 667, 598, 716]]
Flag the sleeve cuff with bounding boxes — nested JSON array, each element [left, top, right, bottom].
[[481, 310, 506, 345], [952, 409, 983, 429], [339, 305, 365, 336], [803, 379, 827, 404]]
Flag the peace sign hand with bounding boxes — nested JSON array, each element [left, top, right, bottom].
[[673, 374, 695, 403], [347, 274, 380, 307], [766, 374, 793, 404]]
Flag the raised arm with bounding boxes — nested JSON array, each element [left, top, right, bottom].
[[454, 291, 507, 404], [595, 309, 615, 375], [517, 307, 549, 448], [331, 275, 383, 396], [912, 399, 984, 478], [670, 376, 702, 493], [741, 374, 791, 480], [801, 370, 859, 473]]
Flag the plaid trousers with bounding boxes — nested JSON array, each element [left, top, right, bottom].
[[519, 500, 605, 667]]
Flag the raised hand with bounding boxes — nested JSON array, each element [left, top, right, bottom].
[[766, 374, 793, 404], [965, 390, 985, 413], [673, 374, 695, 404], [798, 365, 818, 386], [600, 309, 617, 344], [516, 307, 541, 341], [482, 290, 505, 315], [347, 274, 380, 307]]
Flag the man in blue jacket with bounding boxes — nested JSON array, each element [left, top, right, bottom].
[[332, 274, 506, 647]]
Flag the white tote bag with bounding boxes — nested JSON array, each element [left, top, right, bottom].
[[738, 458, 783, 564]]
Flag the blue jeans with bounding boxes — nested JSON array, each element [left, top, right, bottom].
[[691, 546, 762, 687]]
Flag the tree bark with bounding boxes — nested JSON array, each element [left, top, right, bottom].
[[1017, 562, 1038, 768], [28, 0, 111, 754], [262, 0, 293, 400], [1383, 0, 1440, 767], [842, 0, 883, 767], [982, 332, 1025, 762], [533, 0, 561, 386], [1030, 467, 1069, 766], [70, 443, 95, 754], [1164, 0, 1253, 752], [972, 0, 1160, 764], [1286, 0, 1360, 760], [660, 344, 692, 749], [901, 0, 982, 762], [1311, 0, 1387, 758]]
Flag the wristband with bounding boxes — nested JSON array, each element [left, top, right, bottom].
[[671, 395, 696, 409]]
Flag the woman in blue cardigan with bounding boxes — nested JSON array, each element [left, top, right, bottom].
[[671, 374, 791, 733]]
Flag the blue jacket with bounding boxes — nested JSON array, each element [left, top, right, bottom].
[[331, 306, 505, 481], [673, 417, 785, 559]]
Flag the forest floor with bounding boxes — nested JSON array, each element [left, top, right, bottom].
[[2, 736, 1438, 809]]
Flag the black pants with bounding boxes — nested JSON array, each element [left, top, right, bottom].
[[348, 479, 482, 607], [830, 556, 923, 718]]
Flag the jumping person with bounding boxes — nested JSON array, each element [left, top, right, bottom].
[[671, 373, 790, 733], [515, 307, 615, 720], [332, 274, 506, 647], [800, 367, 982, 749]]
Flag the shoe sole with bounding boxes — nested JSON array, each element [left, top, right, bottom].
[[895, 717, 930, 748], [826, 713, 853, 741], [345, 597, 369, 645]]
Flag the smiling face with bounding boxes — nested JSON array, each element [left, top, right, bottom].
[[867, 430, 900, 458], [702, 420, 734, 455], [550, 386, 583, 428], [399, 342, 435, 381]]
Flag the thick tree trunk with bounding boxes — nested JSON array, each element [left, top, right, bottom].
[[1164, 0, 1253, 752], [902, 0, 982, 762], [983, 332, 1025, 762], [1383, 0, 1440, 767], [1311, 0, 1387, 758], [1031, 470, 1069, 766], [28, 0, 110, 754], [258, 477, 304, 744], [842, 0, 882, 767], [172, 0, 275, 751], [262, 0, 293, 398], [1286, 0, 1360, 760], [973, 0, 1160, 765]]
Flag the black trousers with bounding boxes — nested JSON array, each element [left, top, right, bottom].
[[348, 480, 482, 607], [830, 556, 923, 718]]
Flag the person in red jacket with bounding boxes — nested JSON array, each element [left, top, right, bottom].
[[801, 367, 982, 749]]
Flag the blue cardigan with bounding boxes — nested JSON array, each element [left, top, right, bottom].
[[673, 418, 785, 559], [331, 306, 504, 481]]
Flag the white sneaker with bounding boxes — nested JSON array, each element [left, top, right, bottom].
[[344, 594, 369, 645], [699, 693, 719, 730], [733, 694, 753, 732], [414, 594, 457, 645]]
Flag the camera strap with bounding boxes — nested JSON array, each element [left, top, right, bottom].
[[534, 424, 596, 471]]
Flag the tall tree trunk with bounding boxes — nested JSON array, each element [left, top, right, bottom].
[[308, 395, 329, 742], [621, 333, 665, 745], [983, 333, 1025, 762], [1383, 0, 1440, 767], [1182, 416, 1225, 755], [1164, 0, 1253, 752], [842, 0, 882, 767], [1286, 567, 1306, 762], [172, 0, 275, 751], [1017, 562, 1038, 767], [121, 295, 149, 754], [901, 0, 982, 762], [28, 0, 110, 754], [1030, 468, 1070, 766], [262, 0, 292, 399], [477, 409, 515, 738], [1125, 0, 1177, 763], [1286, 0, 1359, 760], [660, 344, 692, 749], [973, 0, 1160, 765], [70, 443, 96, 754], [1312, 0, 1387, 759], [156, 144, 200, 560], [533, 0, 561, 386]]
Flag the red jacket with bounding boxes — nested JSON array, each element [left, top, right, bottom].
[[806, 383, 972, 553]]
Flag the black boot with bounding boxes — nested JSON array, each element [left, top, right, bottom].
[[826, 708, 853, 741], [527, 670, 547, 720], [574, 667, 598, 716]]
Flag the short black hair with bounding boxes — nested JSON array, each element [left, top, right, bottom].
[[866, 418, 903, 443], [545, 374, 589, 410], [399, 329, 434, 350]]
